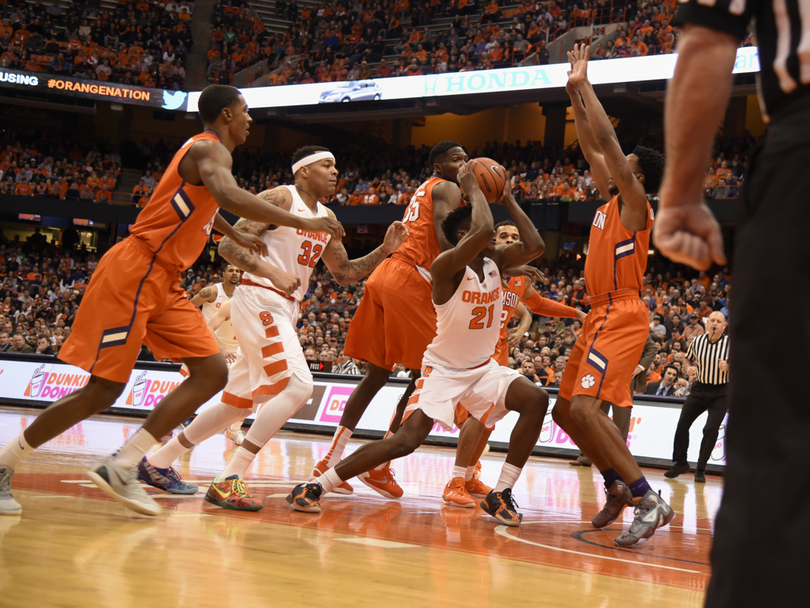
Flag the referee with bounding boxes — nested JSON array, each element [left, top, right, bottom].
[[664, 311, 728, 483], [655, 0, 809, 604]]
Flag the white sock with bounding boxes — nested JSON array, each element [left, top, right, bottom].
[[452, 465, 466, 480], [316, 467, 344, 493], [465, 466, 475, 482], [242, 376, 312, 448], [112, 429, 158, 468], [325, 425, 353, 467], [494, 463, 522, 493], [221, 447, 256, 479], [148, 436, 191, 469], [229, 420, 243, 433], [0, 433, 33, 470]]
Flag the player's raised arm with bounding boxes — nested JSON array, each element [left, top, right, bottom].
[[568, 44, 649, 228], [189, 142, 345, 241], [320, 210, 409, 287], [431, 161, 495, 290], [189, 284, 218, 307], [218, 216, 302, 297], [492, 188, 544, 272]]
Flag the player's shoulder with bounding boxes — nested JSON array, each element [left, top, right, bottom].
[[257, 185, 293, 210]]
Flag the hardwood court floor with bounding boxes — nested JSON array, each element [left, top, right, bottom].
[[0, 407, 717, 607]]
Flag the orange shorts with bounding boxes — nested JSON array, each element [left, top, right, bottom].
[[558, 290, 648, 408], [59, 237, 220, 384], [344, 256, 436, 370]]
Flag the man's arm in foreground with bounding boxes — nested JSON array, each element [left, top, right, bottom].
[[654, 24, 736, 270]]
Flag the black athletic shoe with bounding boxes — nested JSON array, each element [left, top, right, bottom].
[[479, 488, 523, 527], [694, 470, 706, 483], [664, 463, 690, 479], [286, 482, 324, 513]]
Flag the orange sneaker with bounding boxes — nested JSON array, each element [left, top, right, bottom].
[[443, 477, 475, 508], [204, 475, 263, 511], [311, 459, 353, 495], [358, 466, 403, 499], [465, 476, 492, 498]]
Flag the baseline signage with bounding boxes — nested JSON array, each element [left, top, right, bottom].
[[0, 68, 188, 110], [187, 47, 760, 111], [0, 358, 726, 468]]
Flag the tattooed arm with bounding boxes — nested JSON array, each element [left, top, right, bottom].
[[189, 284, 218, 307], [320, 211, 409, 287], [218, 212, 302, 297]]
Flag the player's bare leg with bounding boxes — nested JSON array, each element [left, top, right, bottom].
[[478, 377, 548, 526]]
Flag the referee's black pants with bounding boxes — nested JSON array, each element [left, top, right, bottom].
[[671, 382, 727, 471], [706, 98, 810, 607]]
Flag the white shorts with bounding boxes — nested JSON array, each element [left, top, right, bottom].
[[404, 356, 521, 431], [178, 334, 238, 377], [221, 285, 311, 409]]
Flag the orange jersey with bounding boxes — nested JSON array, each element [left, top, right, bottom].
[[493, 276, 529, 366], [394, 176, 457, 271], [129, 132, 221, 270], [584, 194, 654, 296]]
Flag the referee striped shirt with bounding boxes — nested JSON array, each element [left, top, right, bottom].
[[675, 0, 810, 121], [685, 333, 730, 386]]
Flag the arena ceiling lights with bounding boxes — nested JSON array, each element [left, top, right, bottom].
[[186, 47, 760, 112]]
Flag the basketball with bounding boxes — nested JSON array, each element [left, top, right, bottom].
[[469, 157, 507, 203]]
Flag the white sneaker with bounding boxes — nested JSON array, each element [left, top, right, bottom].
[[87, 456, 161, 516], [0, 465, 22, 516], [225, 427, 245, 446]]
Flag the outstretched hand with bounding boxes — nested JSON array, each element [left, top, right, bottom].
[[567, 43, 590, 87], [503, 265, 544, 282], [230, 231, 268, 257], [382, 221, 409, 254], [652, 204, 727, 271], [307, 216, 346, 241]]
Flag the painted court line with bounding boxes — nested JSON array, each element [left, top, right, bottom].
[[335, 538, 419, 549], [494, 523, 702, 574]]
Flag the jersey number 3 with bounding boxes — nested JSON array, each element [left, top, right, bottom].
[[297, 240, 323, 268]]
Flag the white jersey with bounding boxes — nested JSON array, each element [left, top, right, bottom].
[[201, 283, 237, 351], [243, 185, 331, 302], [425, 258, 502, 369]]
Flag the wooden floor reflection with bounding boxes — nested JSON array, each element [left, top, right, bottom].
[[0, 407, 717, 607]]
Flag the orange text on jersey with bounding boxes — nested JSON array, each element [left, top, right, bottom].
[[295, 229, 329, 244], [462, 288, 500, 305]]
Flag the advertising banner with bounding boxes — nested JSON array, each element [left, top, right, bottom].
[[0, 68, 187, 110], [0, 358, 726, 467]]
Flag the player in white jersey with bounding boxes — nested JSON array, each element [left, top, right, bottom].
[[187, 265, 247, 444], [139, 146, 408, 510], [286, 161, 549, 526]]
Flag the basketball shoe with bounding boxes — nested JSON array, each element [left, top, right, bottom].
[[205, 476, 263, 511], [311, 459, 353, 495], [614, 490, 676, 547], [592, 479, 633, 528], [357, 466, 403, 499], [87, 456, 161, 516], [443, 477, 475, 508], [287, 482, 324, 513], [224, 426, 246, 446], [465, 462, 492, 498], [0, 465, 22, 516], [479, 488, 522, 527], [137, 456, 198, 495]]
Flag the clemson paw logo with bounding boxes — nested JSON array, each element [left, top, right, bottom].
[[581, 374, 596, 389]]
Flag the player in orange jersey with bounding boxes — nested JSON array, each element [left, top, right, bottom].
[[550, 45, 673, 547], [288, 162, 549, 525], [443, 219, 586, 507], [312, 141, 467, 499], [0, 85, 343, 518]]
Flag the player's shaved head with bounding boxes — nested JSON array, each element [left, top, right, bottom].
[[292, 145, 331, 166], [198, 85, 242, 125]]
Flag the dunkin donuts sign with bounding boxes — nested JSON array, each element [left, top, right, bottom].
[[125, 371, 181, 409], [24, 364, 89, 400]]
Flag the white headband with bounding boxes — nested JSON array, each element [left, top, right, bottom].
[[292, 151, 335, 174]]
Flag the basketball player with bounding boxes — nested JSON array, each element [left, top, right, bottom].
[[138, 146, 408, 510], [0, 85, 344, 517], [189, 264, 247, 445], [549, 45, 674, 547], [314, 141, 467, 500], [287, 161, 549, 526], [444, 219, 586, 507]]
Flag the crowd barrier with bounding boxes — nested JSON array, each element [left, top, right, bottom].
[[0, 354, 727, 473]]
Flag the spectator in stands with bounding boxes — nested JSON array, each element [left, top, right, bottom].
[[646, 365, 678, 396], [0, 331, 11, 352], [8, 333, 33, 354]]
